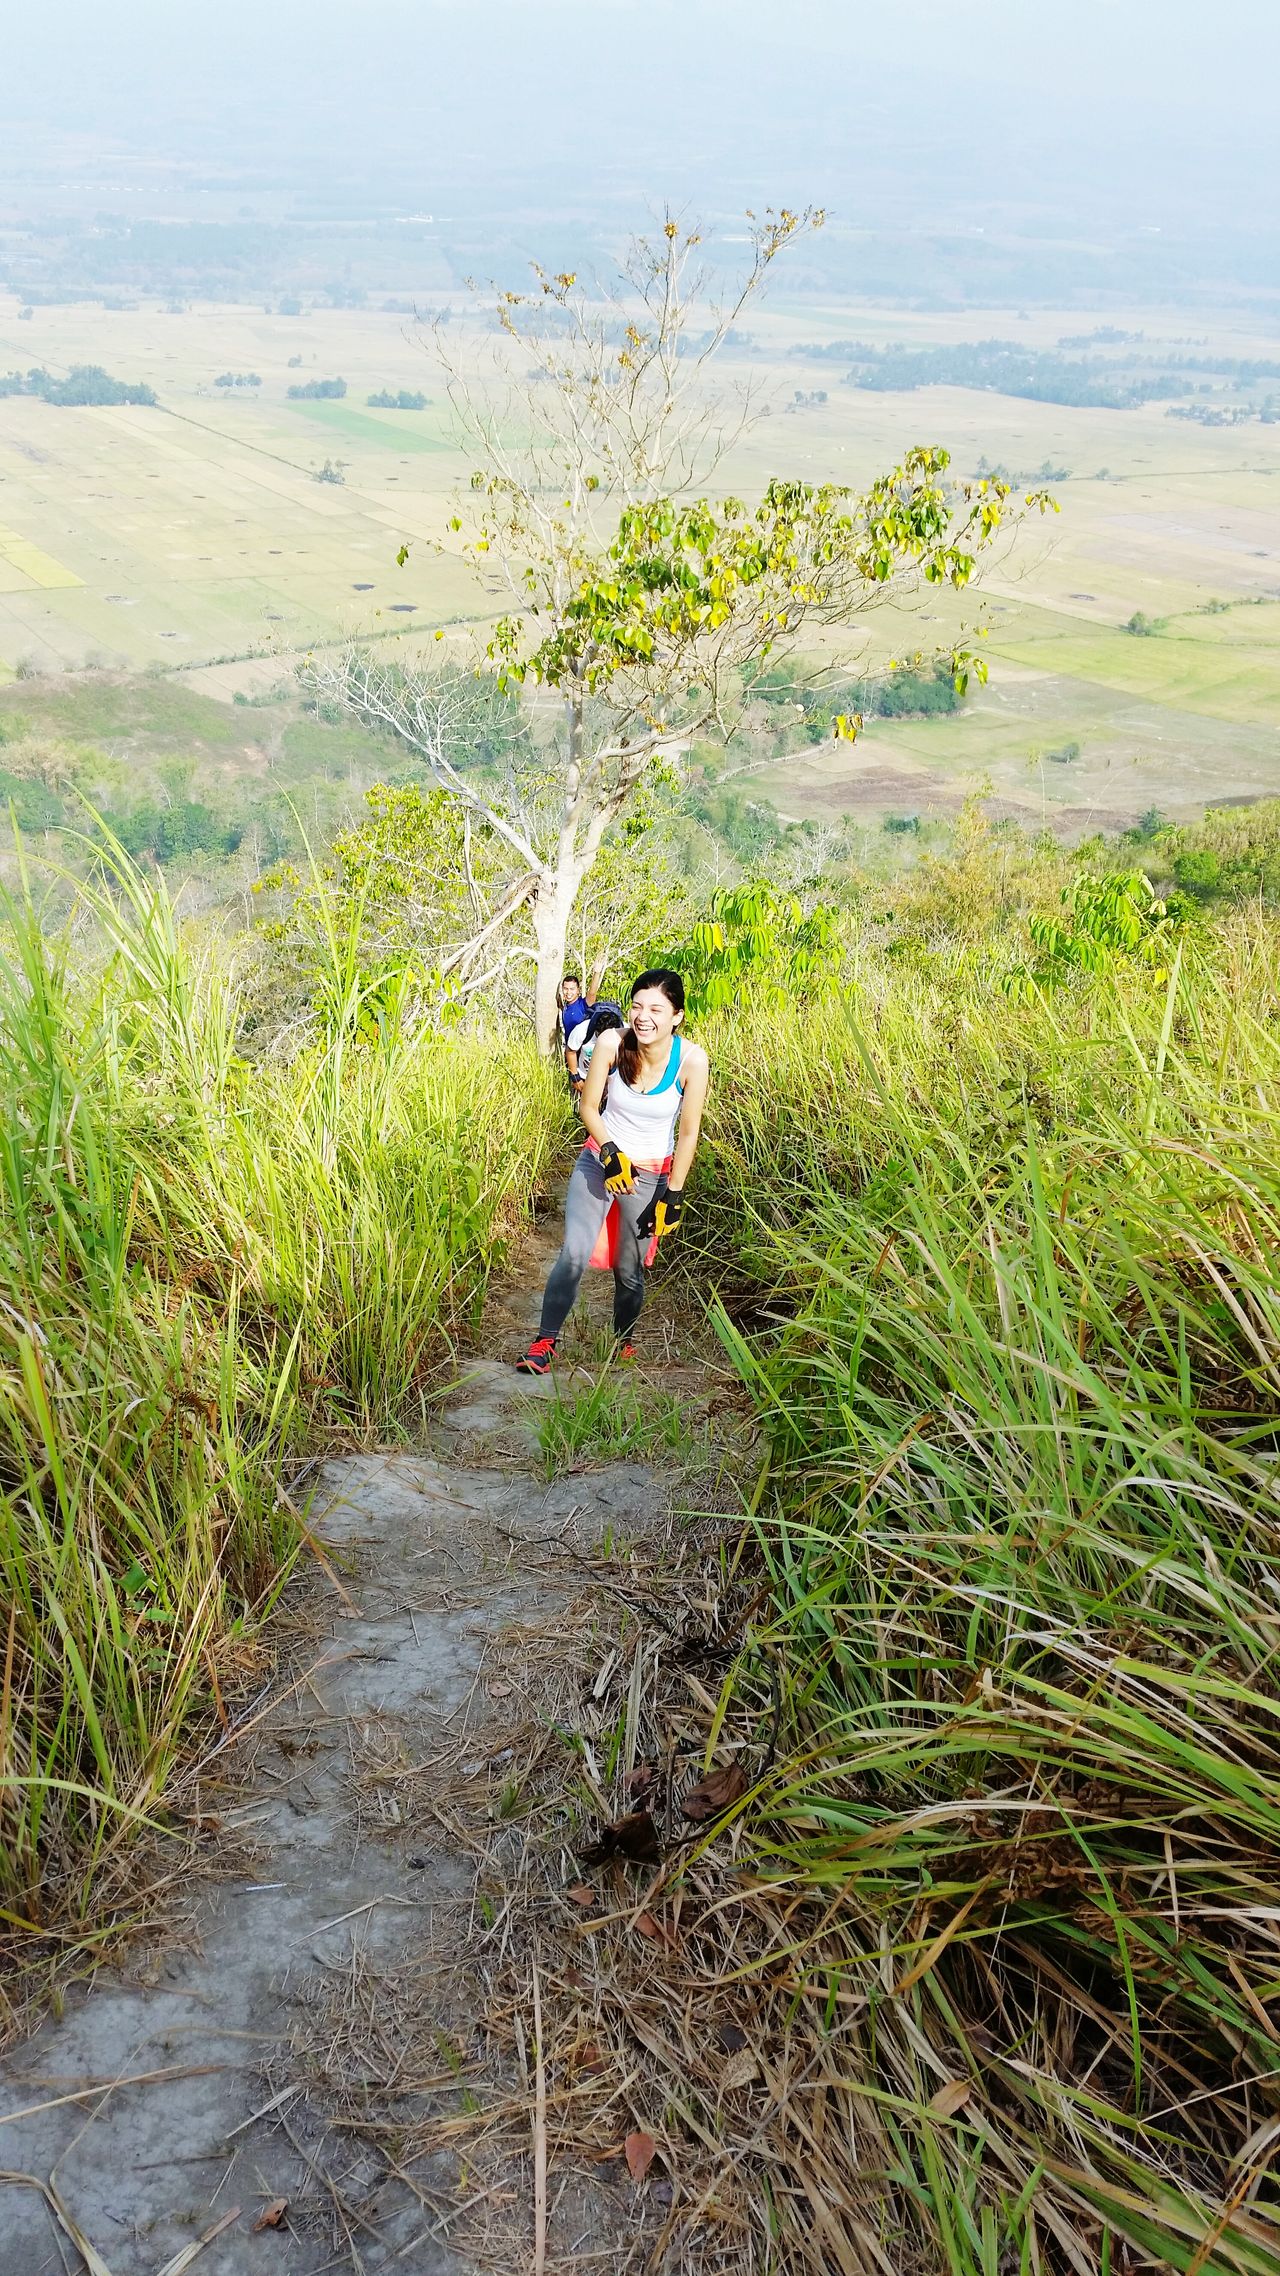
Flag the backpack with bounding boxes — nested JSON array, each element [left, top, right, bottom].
[[585, 1000, 623, 1039]]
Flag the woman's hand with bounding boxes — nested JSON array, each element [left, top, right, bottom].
[[637, 1186, 682, 1241], [598, 1139, 635, 1196]]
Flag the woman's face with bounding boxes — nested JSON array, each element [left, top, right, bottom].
[[630, 985, 682, 1048]]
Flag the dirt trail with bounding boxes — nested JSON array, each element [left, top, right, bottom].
[[0, 1234, 683, 2276]]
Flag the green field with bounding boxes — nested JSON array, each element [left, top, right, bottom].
[[751, 601, 1280, 832], [0, 299, 482, 680], [988, 598, 1280, 723], [290, 397, 451, 453], [1, 293, 1278, 826]]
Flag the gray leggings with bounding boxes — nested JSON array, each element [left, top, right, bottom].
[[538, 1149, 662, 1339]]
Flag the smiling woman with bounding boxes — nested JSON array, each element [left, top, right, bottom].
[[516, 968, 710, 1372]]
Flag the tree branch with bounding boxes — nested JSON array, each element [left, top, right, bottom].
[[305, 650, 547, 879], [437, 871, 538, 981]]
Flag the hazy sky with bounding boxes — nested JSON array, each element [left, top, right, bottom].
[[4, 0, 1278, 237]]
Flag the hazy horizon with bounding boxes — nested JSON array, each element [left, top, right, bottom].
[[3, 0, 1278, 297]]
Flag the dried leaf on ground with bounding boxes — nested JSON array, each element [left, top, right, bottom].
[[625, 2129, 657, 2181], [252, 2198, 289, 2231], [929, 2078, 973, 2118], [578, 1810, 660, 1867], [719, 2047, 759, 2091], [634, 1909, 680, 1950], [680, 1761, 747, 1823], [565, 1882, 596, 1908], [625, 1761, 659, 1803]]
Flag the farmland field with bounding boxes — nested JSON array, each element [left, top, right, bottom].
[[1, 293, 1278, 827]]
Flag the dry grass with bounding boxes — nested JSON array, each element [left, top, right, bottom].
[[277, 1507, 931, 2274]]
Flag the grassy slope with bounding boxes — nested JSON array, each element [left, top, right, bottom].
[[696, 915, 1280, 2271], [0, 673, 248, 751], [0, 846, 564, 1944]]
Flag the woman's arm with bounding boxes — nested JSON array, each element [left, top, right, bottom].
[[667, 1044, 709, 1192], [579, 1028, 621, 1150]]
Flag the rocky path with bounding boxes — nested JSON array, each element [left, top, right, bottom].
[[0, 1246, 680, 2276]]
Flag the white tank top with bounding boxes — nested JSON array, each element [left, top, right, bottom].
[[601, 1035, 684, 1163]]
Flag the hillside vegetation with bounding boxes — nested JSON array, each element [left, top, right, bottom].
[[0, 847, 560, 1957], [2, 792, 1280, 2270], [687, 869, 1280, 2271]]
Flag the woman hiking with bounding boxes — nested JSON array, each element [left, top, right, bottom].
[[516, 969, 709, 1374]]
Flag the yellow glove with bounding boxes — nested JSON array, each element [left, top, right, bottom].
[[637, 1187, 683, 1242], [598, 1139, 634, 1196]]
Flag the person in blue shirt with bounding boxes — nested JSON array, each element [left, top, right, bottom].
[[558, 956, 604, 1084], [558, 973, 590, 1043]]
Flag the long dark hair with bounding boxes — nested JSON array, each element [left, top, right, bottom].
[[616, 968, 685, 1088]]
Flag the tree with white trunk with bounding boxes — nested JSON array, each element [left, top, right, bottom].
[[305, 207, 1050, 1049]]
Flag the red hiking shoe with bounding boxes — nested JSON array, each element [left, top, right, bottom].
[[516, 1335, 557, 1376]]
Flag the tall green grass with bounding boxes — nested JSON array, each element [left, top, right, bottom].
[[0, 842, 561, 1939], [703, 917, 1280, 2271]]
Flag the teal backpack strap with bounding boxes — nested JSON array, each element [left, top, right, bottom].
[[649, 1033, 683, 1096]]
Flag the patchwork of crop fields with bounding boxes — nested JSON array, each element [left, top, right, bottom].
[[0, 294, 1277, 826], [0, 302, 484, 687]]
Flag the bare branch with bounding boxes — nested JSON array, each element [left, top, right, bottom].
[[303, 648, 546, 880], [438, 872, 537, 981]]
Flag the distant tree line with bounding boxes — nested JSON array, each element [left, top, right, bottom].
[[367, 388, 430, 409], [785, 335, 1280, 413], [214, 371, 262, 388], [1156, 353, 1280, 382], [0, 767, 242, 864], [977, 453, 1071, 484], [287, 376, 346, 400], [1168, 402, 1272, 427], [0, 363, 157, 406], [836, 341, 1195, 410], [1058, 326, 1146, 347], [749, 659, 964, 733]]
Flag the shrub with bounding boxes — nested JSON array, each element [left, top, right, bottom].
[[0, 847, 563, 1931], [695, 913, 1280, 2268]]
